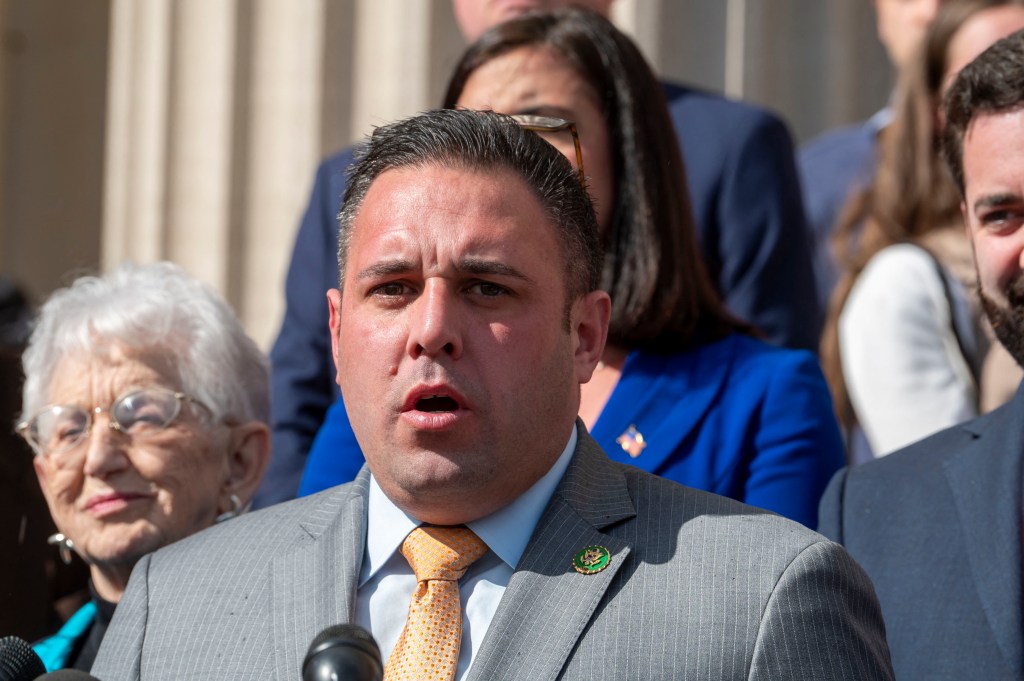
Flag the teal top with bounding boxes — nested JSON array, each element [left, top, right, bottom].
[[32, 601, 97, 672]]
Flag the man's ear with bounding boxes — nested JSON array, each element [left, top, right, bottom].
[[571, 290, 611, 384], [327, 288, 343, 387], [219, 421, 271, 514]]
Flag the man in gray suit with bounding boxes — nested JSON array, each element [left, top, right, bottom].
[[93, 109, 892, 680], [819, 30, 1024, 680]]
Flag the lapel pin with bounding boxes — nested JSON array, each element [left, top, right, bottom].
[[573, 545, 611, 575], [616, 424, 647, 458]]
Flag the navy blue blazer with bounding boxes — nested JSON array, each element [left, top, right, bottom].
[[255, 83, 818, 507], [818, 383, 1024, 680], [299, 334, 844, 528], [798, 112, 886, 310]]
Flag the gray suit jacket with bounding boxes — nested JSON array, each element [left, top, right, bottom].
[[94, 429, 892, 680]]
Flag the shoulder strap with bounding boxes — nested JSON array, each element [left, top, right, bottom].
[[917, 245, 981, 393]]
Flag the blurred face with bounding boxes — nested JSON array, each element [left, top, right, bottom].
[[33, 346, 232, 594], [874, 0, 940, 69], [962, 108, 1024, 366], [456, 47, 615, 234], [452, 0, 615, 42], [329, 164, 608, 524], [944, 6, 1024, 93]]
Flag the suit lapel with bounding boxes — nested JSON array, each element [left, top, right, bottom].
[[469, 428, 635, 680], [270, 472, 369, 680], [592, 340, 732, 473], [943, 390, 1024, 673]]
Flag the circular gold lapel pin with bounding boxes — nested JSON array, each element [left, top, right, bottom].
[[572, 545, 611, 575]]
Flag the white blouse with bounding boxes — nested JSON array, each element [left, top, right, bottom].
[[839, 243, 980, 456]]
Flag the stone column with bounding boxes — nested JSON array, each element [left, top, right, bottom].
[[102, 0, 332, 346]]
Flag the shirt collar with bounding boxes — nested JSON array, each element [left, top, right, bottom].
[[361, 424, 579, 585]]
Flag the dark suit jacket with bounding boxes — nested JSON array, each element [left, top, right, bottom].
[[94, 428, 892, 680], [798, 113, 885, 311], [256, 83, 817, 507], [818, 384, 1024, 680]]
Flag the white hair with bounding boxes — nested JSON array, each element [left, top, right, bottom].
[[20, 262, 269, 426]]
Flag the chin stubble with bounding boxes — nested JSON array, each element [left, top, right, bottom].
[[979, 275, 1024, 368]]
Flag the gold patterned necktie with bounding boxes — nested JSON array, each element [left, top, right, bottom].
[[384, 525, 488, 681]]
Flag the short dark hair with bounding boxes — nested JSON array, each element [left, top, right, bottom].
[[337, 109, 602, 308], [443, 7, 748, 351], [943, 28, 1024, 195]]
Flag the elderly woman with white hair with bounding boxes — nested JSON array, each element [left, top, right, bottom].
[[17, 262, 271, 673]]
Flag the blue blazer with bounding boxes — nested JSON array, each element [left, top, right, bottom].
[[818, 383, 1024, 680], [798, 112, 886, 310], [255, 83, 818, 508], [300, 334, 843, 528]]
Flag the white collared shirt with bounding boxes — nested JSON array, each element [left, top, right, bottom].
[[356, 425, 578, 681]]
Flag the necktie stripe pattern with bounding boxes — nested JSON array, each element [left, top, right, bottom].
[[384, 525, 488, 681]]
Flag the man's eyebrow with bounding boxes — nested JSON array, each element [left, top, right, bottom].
[[973, 192, 1024, 213], [355, 259, 415, 280], [457, 258, 532, 282], [354, 258, 533, 282]]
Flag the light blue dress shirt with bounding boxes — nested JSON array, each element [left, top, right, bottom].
[[356, 426, 578, 680]]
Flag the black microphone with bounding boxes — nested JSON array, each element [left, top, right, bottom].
[[302, 624, 383, 681], [0, 636, 45, 681], [32, 671, 102, 680]]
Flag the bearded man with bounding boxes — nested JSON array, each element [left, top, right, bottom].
[[818, 28, 1024, 681]]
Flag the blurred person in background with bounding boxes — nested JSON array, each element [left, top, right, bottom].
[[18, 262, 270, 672], [0, 277, 89, 643], [299, 8, 844, 529], [801, 0, 943, 310], [258, 0, 817, 508], [821, 0, 1024, 460]]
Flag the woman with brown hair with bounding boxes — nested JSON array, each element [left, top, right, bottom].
[[822, 0, 1024, 460]]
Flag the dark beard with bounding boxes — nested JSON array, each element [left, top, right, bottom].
[[980, 274, 1024, 368]]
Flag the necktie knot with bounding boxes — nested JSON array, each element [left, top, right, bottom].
[[401, 526, 488, 582]]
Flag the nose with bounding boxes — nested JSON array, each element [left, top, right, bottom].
[[81, 413, 131, 478], [406, 281, 463, 360]]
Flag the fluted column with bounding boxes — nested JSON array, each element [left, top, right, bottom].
[[102, 0, 332, 346], [349, 0, 440, 141], [237, 0, 326, 344], [103, 0, 172, 267], [163, 0, 239, 291]]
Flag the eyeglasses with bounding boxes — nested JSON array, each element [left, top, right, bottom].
[[509, 114, 586, 189], [17, 387, 211, 465]]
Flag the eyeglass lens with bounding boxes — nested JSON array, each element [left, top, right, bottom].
[[27, 388, 185, 458], [509, 114, 585, 189]]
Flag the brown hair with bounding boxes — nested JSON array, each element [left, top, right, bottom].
[[821, 0, 1024, 429], [338, 109, 602, 314], [443, 7, 751, 352], [943, 29, 1024, 193]]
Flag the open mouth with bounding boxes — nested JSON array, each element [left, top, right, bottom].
[[416, 395, 460, 412]]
